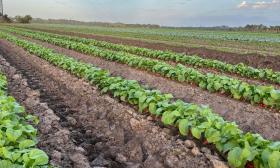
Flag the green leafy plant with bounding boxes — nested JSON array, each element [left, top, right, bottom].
[[4, 27, 280, 110], [8, 26, 280, 85], [0, 73, 49, 167], [1, 32, 279, 168]]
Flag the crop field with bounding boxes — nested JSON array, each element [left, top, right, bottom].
[[0, 24, 280, 168], [16, 23, 280, 57]]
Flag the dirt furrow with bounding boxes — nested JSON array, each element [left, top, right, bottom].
[[15, 35, 280, 141], [0, 40, 227, 168], [0, 55, 91, 168]]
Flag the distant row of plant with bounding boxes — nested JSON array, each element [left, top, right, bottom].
[[10, 27, 280, 85], [0, 31, 279, 168], [0, 73, 49, 167], [6, 27, 280, 110]]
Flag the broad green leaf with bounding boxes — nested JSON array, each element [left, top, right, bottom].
[[29, 149, 49, 166], [6, 128, 22, 142], [162, 110, 180, 125], [205, 128, 221, 143], [223, 140, 239, 153], [191, 127, 202, 139], [178, 119, 189, 136], [148, 102, 157, 114], [0, 160, 22, 168], [268, 151, 280, 168], [261, 149, 271, 167], [271, 90, 280, 100], [228, 147, 243, 167], [19, 140, 36, 149]]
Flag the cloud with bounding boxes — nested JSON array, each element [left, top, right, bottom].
[[237, 0, 280, 9]]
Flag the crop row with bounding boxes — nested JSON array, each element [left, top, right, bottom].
[[9, 27, 280, 85], [6, 27, 280, 110], [0, 73, 49, 167], [1, 31, 279, 168], [15, 24, 280, 43]]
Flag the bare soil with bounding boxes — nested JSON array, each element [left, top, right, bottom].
[[15, 36, 280, 141], [25, 27, 280, 72], [0, 56, 91, 168], [0, 40, 229, 168]]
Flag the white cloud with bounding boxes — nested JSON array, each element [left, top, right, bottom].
[[238, 0, 280, 9], [237, 0, 280, 9]]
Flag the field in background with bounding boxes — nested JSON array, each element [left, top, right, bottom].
[[16, 23, 280, 57]]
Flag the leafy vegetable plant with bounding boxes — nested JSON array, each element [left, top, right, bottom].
[[5, 27, 280, 110], [1, 32, 279, 168], [8, 26, 280, 85], [0, 73, 49, 167]]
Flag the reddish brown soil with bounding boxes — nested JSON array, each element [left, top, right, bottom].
[[0, 40, 228, 168], [24, 27, 280, 71], [16, 36, 280, 141], [0, 56, 91, 167]]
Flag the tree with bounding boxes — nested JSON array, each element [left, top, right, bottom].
[[2, 14, 12, 23], [15, 15, 32, 23]]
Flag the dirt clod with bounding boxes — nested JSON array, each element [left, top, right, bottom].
[[191, 147, 203, 156], [184, 140, 196, 149]]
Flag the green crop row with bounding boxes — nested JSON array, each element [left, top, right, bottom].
[[8, 27, 280, 85], [6, 28, 280, 110], [0, 73, 49, 167], [0, 31, 279, 168]]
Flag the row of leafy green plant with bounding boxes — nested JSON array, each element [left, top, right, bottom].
[[0, 73, 49, 167], [8, 26, 280, 85], [6, 27, 280, 110], [0, 31, 279, 168]]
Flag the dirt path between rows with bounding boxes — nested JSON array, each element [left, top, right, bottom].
[[23, 27, 280, 72], [0, 55, 91, 168], [0, 40, 229, 168], [16, 36, 280, 141]]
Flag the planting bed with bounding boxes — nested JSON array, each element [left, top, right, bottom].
[[19, 26, 280, 71], [0, 26, 280, 168], [8, 34, 280, 141], [0, 39, 224, 168]]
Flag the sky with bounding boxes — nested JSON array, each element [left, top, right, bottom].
[[3, 0, 280, 27]]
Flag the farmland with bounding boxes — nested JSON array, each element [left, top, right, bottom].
[[16, 23, 280, 57], [0, 24, 280, 168]]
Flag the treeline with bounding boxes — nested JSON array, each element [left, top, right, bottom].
[[165, 25, 280, 33], [242, 24, 280, 32], [32, 18, 160, 28], [0, 14, 32, 23], [2, 16, 280, 32]]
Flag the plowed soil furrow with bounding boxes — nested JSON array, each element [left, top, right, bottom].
[[14, 35, 280, 141], [0, 40, 227, 168], [20, 27, 280, 71], [0, 56, 91, 168]]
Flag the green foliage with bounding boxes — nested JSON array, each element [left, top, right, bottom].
[[9, 26, 280, 84], [15, 15, 32, 24], [0, 73, 49, 167], [0, 31, 279, 168], [5, 27, 280, 110]]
